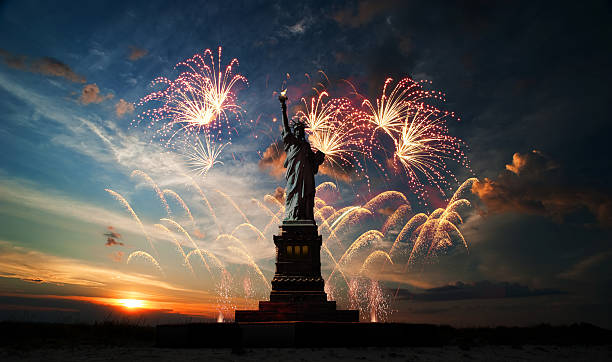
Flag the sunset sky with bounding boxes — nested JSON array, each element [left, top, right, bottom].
[[0, 1, 610, 327]]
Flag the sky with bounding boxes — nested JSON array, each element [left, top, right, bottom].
[[0, 0, 611, 327]]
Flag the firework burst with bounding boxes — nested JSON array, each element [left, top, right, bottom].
[[185, 134, 229, 176], [135, 46, 247, 146], [393, 105, 466, 194]]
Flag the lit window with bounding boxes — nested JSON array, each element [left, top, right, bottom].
[[302, 245, 309, 255], [287, 245, 292, 255], [294, 245, 300, 256]]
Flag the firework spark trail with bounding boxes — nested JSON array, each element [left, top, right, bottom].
[[185, 248, 225, 272], [330, 207, 373, 238], [393, 107, 465, 196], [135, 47, 247, 145], [231, 223, 267, 245], [250, 198, 280, 224], [105, 189, 158, 257], [297, 91, 342, 134], [359, 250, 393, 276], [214, 234, 253, 257], [407, 217, 441, 267], [227, 246, 270, 290], [154, 223, 194, 275], [321, 243, 350, 288], [214, 189, 250, 224], [130, 170, 171, 215], [162, 189, 195, 228], [363, 190, 408, 212], [184, 174, 223, 234], [449, 177, 478, 205], [381, 204, 412, 236], [186, 134, 229, 176], [362, 78, 417, 138], [161, 218, 211, 274], [263, 194, 284, 210], [389, 213, 428, 259], [127, 251, 164, 276], [328, 230, 383, 281]]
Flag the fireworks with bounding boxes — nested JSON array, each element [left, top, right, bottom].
[[135, 46, 247, 146], [393, 105, 465, 194], [362, 78, 415, 138], [185, 134, 229, 176]]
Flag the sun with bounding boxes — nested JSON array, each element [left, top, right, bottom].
[[117, 299, 145, 309]]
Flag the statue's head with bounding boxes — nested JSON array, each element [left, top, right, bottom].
[[292, 121, 306, 141]]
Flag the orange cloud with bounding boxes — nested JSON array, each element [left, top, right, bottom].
[[258, 141, 355, 183], [472, 151, 612, 227], [80, 83, 113, 105], [271, 186, 285, 204], [258, 141, 285, 179], [128, 46, 148, 61], [115, 98, 135, 117]]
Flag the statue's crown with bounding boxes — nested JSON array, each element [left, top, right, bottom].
[[291, 120, 306, 132]]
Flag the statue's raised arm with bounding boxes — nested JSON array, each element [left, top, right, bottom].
[[279, 91, 291, 135], [278, 92, 324, 221]]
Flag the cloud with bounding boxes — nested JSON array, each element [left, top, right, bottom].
[[109, 251, 124, 262], [128, 46, 148, 61], [79, 83, 114, 105], [0, 48, 27, 70], [472, 151, 612, 227], [115, 99, 135, 117], [32, 57, 86, 83], [105, 237, 123, 246], [258, 141, 285, 179], [397, 280, 565, 302], [286, 17, 310, 35], [559, 251, 612, 280], [271, 186, 285, 204], [333, 0, 400, 28], [258, 140, 355, 183], [318, 161, 355, 183], [0, 49, 85, 83]]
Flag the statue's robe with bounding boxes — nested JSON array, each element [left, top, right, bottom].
[[283, 129, 325, 220]]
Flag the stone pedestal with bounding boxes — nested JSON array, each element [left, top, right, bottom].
[[235, 220, 358, 322]]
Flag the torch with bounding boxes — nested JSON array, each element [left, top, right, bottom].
[[278, 89, 287, 104]]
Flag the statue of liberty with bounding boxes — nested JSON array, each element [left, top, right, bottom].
[[279, 92, 325, 221]]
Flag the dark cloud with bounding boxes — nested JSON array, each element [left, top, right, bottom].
[[128, 46, 148, 61], [0, 49, 27, 70], [104, 226, 124, 246], [105, 237, 123, 247], [472, 151, 612, 227], [397, 280, 565, 302], [31, 57, 86, 83], [0, 49, 85, 83], [333, 0, 400, 28], [80, 83, 113, 105]]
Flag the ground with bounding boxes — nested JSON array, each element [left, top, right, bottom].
[[1, 345, 611, 362]]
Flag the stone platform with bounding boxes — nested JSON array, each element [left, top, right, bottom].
[[234, 220, 358, 323]]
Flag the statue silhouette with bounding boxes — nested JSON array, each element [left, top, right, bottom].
[[279, 94, 325, 220]]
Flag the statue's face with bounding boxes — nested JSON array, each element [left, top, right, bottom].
[[295, 127, 305, 140]]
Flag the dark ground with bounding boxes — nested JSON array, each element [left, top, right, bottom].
[[0, 321, 611, 361]]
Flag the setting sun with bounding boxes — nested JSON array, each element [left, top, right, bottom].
[[117, 299, 146, 309]]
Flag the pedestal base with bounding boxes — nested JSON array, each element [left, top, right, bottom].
[[235, 220, 358, 323], [235, 300, 359, 322]]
